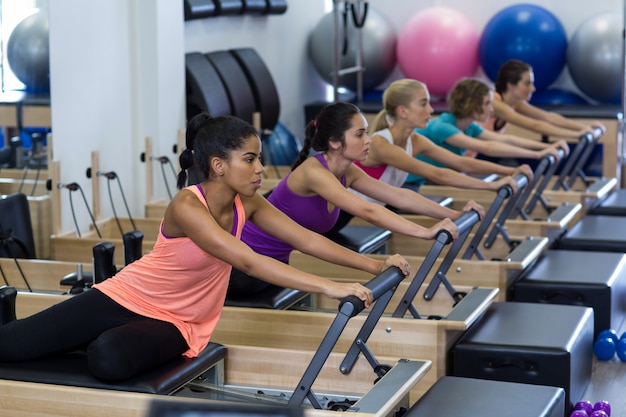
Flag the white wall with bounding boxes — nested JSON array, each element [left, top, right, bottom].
[[47, 0, 623, 233], [183, 0, 623, 139], [184, 2, 330, 143], [49, 0, 183, 234]]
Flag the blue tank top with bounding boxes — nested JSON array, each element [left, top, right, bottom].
[[241, 154, 345, 263]]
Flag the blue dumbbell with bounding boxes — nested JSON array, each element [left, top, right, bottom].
[[594, 329, 618, 361]]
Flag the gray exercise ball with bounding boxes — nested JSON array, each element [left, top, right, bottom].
[[7, 11, 50, 92], [308, 6, 397, 92], [567, 12, 622, 104]]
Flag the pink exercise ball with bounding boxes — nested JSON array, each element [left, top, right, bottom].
[[397, 7, 480, 98]]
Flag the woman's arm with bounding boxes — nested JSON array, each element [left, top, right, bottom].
[[445, 130, 554, 160], [166, 191, 404, 304], [515, 100, 605, 133], [415, 133, 533, 181], [302, 162, 459, 241], [479, 128, 570, 158], [246, 194, 410, 277], [493, 99, 588, 138], [372, 133, 516, 192], [354, 169, 486, 220]]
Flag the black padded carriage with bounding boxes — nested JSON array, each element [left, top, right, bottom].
[[0, 342, 227, 395], [588, 189, 626, 216], [511, 249, 626, 338], [556, 215, 626, 253], [406, 376, 565, 417], [452, 302, 594, 412]]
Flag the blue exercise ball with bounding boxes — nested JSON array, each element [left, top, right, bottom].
[[567, 12, 622, 104], [6, 11, 50, 93], [479, 4, 567, 91], [262, 122, 301, 166], [529, 88, 589, 106]]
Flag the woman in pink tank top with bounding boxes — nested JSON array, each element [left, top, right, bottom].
[[0, 113, 412, 382]]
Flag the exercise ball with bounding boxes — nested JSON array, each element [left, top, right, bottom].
[[397, 6, 479, 98], [530, 88, 589, 106], [479, 4, 567, 91], [308, 6, 397, 92], [568, 12, 622, 104], [6, 11, 50, 93], [262, 122, 301, 166]]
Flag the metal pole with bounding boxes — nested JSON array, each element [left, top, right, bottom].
[[332, 0, 340, 103], [618, 0, 626, 188], [355, 0, 364, 104]]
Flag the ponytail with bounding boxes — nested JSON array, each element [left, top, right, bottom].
[[291, 121, 315, 170], [371, 109, 389, 133], [177, 148, 194, 190]]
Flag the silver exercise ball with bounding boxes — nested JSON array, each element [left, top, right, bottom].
[[308, 6, 397, 92], [7, 11, 50, 92], [567, 12, 622, 104]]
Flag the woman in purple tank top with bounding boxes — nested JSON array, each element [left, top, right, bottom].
[[229, 102, 484, 296]]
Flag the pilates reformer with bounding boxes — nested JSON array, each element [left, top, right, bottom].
[[480, 149, 579, 251], [294, 175, 549, 304], [378, 152, 580, 260], [0, 267, 431, 417], [10, 269, 497, 406], [7, 210, 502, 405], [293, 210, 499, 322], [544, 134, 626, 253], [501, 137, 626, 337], [417, 128, 615, 228], [525, 126, 616, 216], [525, 129, 626, 253]]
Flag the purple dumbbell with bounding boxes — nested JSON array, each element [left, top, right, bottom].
[[571, 411, 589, 417], [574, 401, 594, 416], [594, 401, 611, 417], [590, 411, 609, 417]]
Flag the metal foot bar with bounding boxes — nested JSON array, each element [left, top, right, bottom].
[[422, 211, 482, 301], [483, 174, 529, 249], [462, 180, 516, 260], [524, 150, 565, 214], [288, 266, 405, 408]]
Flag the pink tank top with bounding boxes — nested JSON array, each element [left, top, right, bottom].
[[94, 185, 245, 357]]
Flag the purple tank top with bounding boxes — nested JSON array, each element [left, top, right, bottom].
[[241, 154, 346, 263]]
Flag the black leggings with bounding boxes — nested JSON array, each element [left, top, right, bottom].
[[0, 289, 188, 381]]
